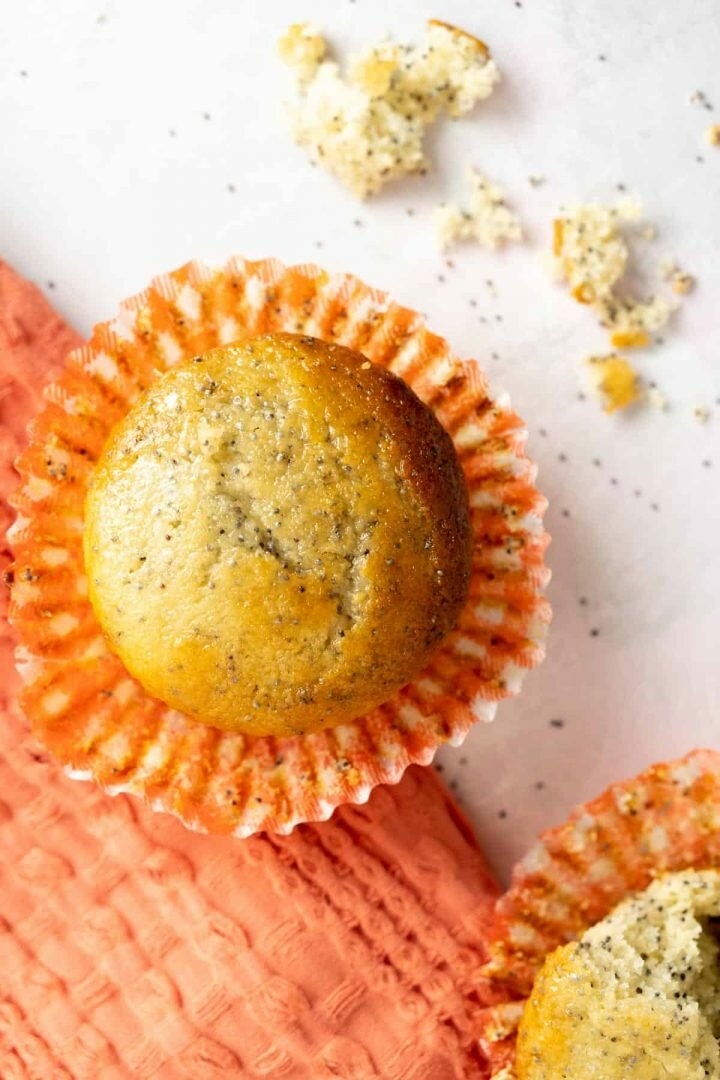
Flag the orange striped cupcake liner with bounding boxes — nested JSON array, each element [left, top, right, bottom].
[[8, 257, 550, 836], [477, 748, 720, 1076]]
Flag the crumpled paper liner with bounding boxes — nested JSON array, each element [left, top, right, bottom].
[[478, 749, 720, 1076], [8, 256, 550, 835]]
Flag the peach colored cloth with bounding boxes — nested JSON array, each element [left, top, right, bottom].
[[0, 264, 501, 1078]]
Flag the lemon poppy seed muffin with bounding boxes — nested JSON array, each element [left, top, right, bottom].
[[516, 869, 720, 1079], [84, 333, 472, 737]]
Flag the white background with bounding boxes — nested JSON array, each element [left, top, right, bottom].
[[2, 0, 719, 881]]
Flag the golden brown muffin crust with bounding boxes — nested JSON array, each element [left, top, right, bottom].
[[84, 333, 471, 736], [517, 870, 720, 1080]]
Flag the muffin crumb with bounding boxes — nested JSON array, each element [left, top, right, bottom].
[[690, 89, 713, 109], [278, 20, 500, 198], [277, 22, 327, 82], [586, 354, 641, 413], [434, 169, 522, 250], [660, 258, 697, 297], [705, 123, 720, 145], [672, 270, 696, 295]]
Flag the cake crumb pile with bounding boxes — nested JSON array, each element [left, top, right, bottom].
[[517, 869, 720, 1079], [552, 199, 673, 349], [278, 20, 500, 198], [661, 258, 696, 295], [434, 168, 522, 250], [552, 199, 697, 414]]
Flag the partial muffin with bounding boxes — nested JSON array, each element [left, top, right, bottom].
[[84, 332, 472, 737], [517, 869, 720, 1079], [479, 750, 720, 1079]]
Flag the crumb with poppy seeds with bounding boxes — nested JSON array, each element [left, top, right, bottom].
[[278, 20, 500, 198]]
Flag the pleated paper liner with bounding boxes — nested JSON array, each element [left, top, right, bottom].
[[0, 260, 83, 705], [8, 256, 550, 836], [477, 748, 720, 1076]]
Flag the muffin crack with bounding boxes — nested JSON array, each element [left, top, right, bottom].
[[211, 470, 370, 663]]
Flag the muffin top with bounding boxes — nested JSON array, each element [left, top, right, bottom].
[[84, 333, 471, 737], [516, 869, 720, 1079]]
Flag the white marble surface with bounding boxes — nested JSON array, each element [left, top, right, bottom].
[[2, 0, 719, 881]]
